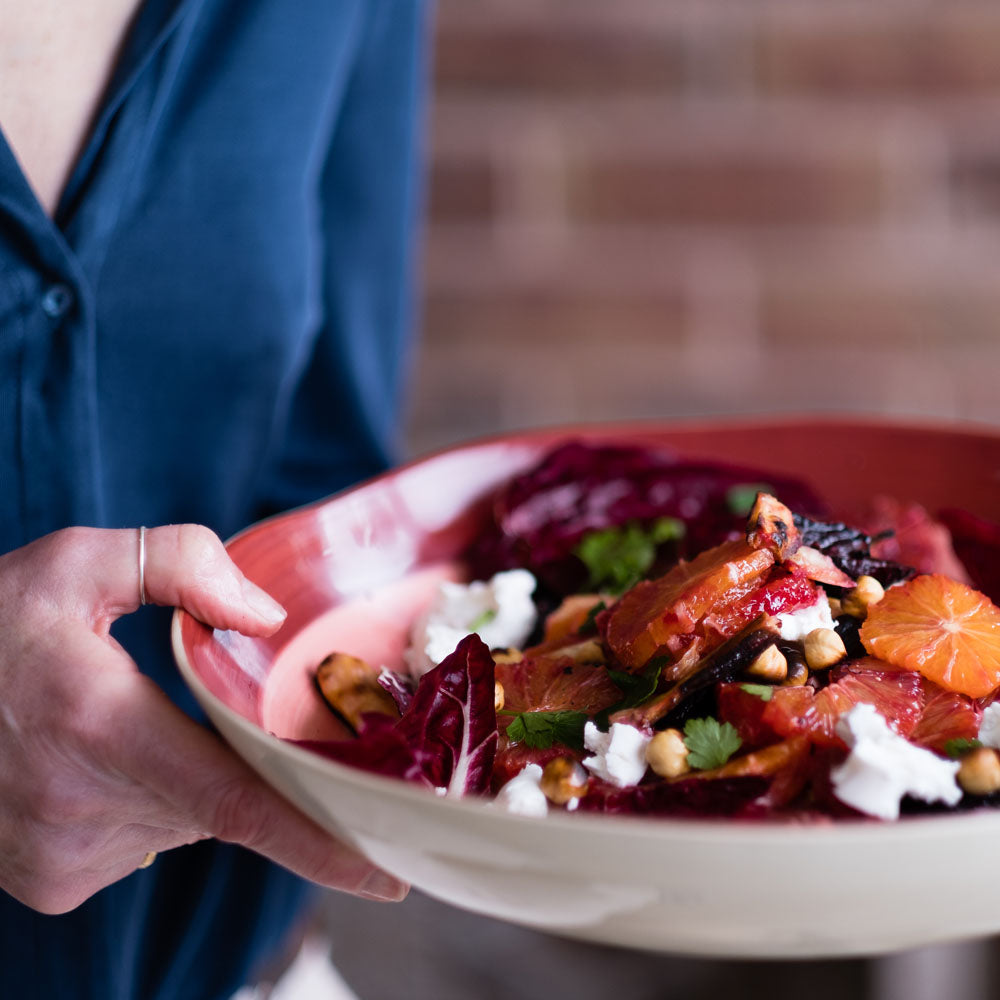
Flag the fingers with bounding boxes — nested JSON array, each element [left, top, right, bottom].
[[51, 524, 287, 636], [111, 673, 408, 902], [1, 819, 203, 914], [0, 525, 395, 915], [142, 524, 286, 634]]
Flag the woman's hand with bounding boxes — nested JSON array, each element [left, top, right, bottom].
[[0, 524, 407, 913]]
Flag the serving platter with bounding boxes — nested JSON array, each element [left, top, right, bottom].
[[173, 417, 1000, 957]]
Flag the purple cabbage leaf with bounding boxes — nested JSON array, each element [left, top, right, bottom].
[[297, 634, 498, 798], [467, 441, 826, 598]]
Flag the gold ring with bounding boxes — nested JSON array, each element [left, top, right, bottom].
[[138, 851, 157, 869]]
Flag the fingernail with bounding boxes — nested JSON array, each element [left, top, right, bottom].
[[357, 868, 409, 902], [241, 579, 287, 626]]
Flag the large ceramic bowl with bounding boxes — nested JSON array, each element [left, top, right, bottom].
[[173, 417, 1000, 958]]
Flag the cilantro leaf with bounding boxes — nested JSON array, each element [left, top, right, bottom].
[[579, 599, 608, 636], [594, 659, 666, 731], [740, 683, 774, 702], [574, 518, 685, 593], [502, 710, 588, 751], [726, 483, 773, 516], [606, 658, 665, 711], [683, 717, 742, 770], [649, 516, 685, 544], [944, 737, 983, 759]]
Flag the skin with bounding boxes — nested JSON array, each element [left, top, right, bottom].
[[0, 524, 408, 913], [0, 0, 142, 215], [0, 3, 407, 913]]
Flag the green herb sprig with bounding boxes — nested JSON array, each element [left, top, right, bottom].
[[502, 710, 588, 751], [574, 517, 685, 593], [683, 717, 742, 770]]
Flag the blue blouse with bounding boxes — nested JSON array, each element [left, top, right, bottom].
[[0, 1, 428, 997]]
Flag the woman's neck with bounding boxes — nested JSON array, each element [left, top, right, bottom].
[[0, 0, 143, 217]]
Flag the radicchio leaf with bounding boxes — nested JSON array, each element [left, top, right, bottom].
[[397, 633, 499, 796], [377, 666, 415, 715], [298, 634, 499, 798], [296, 715, 429, 787]]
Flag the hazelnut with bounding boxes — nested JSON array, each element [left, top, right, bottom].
[[645, 728, 690, 779], [539, 757, 589, 805], [746, 644, 787, 682], [841, 576, 885, 619], [803, 628, 847, 670], [958, 747, 1000, 796], [494, 681, 505, 713], [783, 659, 810, 686], [492, 648, 524, 665]]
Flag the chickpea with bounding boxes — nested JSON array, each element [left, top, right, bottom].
[[494, 681, 505, 713], [645, 729, 690, 779], [803, 628, 847, 670], [958, 747, 1000, 796]]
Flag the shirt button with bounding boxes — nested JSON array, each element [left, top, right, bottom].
[[41, 283, 74, 318]]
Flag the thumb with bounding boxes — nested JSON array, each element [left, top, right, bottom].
[[84, 524, 286, 636]]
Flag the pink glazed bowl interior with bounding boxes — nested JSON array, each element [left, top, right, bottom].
[[172, 417, 1000, 958]]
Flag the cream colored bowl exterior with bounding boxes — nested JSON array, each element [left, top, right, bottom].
[[175, 628, 1000, 958]]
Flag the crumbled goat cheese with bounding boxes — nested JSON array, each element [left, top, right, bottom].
[[776, 592, 836, 642], [583, 722, 652, 788], [831, 703, 962, 820], [979, 702, 1000, 749], [495, 764, 548, 817], [404, 569, 537, 678]]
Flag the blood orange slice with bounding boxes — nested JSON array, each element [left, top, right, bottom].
[[604, 539, 774, 669], [909, 681, 981, 754], [495, 652, 621, 715], [860, 574, 1000, 698], [702, 571, 819, 641], [762, 659, 924, 748]]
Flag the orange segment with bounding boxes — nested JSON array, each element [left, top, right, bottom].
[[860, 574, 1000, 698], [495, 652, 621, 715], [604, 539, 774, 669]]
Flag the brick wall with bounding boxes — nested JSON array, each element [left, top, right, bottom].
[[404, 0, 1000, 455]]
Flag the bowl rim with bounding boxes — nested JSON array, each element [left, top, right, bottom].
[[221, 411, 1000, 544]]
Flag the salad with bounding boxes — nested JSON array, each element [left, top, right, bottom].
[[301, 441, 1000, 823]]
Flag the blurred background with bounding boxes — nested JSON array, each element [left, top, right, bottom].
[[320, 2, 1000, 998], [405, 0, 1000, 456]]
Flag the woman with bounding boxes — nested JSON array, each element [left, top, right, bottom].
[[0, 1, 428, 996]]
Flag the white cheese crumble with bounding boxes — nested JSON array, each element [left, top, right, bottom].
[[582, 722, 652, 788], [831, 703, 962, 820], [404, 569, 537, 678], [776, 591, 836, 642], [495, 763, 548, 817], [978, 702, 1000, 749]]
